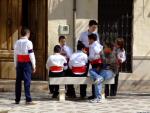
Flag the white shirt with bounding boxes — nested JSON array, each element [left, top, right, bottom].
[[79, 31, 100, 48], [117, 48, 126, 63], [14, 36, 36, 69], [46, 53, 67, 72], [60, 44, 72, 59], [69, 51, 88, 69], [89, 41, 103, 61]]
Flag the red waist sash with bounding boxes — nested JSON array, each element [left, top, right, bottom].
[[72, 66, 86, 74], [17, 55, 30, 62]]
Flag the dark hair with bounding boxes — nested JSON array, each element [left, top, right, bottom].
[[116, 38, 124, 50], [88, 33, 97, 41], [89, 20, 98, 26], [54, 45, 61, 53], [21, 27, 30, 36], [77, 41, 85, 50], [59, 35, 66, 42]]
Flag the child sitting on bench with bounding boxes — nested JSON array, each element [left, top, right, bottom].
[[46, 45, 67, 98], [89, 41, 117, 103]]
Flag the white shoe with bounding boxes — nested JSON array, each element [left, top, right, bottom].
[[89, 98, 102, 103]]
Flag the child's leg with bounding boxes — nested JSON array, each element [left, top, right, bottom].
[[94, 80, 102, 99], [101, 70, 114, 80], [105, 84, 110, 97], [89, 69, 100, 81]]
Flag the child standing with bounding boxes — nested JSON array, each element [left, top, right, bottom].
[[14, 28, 36, 105], [105, 38, 126, 97], [78, 20, 100, 98], [88, 33, 103, 99]]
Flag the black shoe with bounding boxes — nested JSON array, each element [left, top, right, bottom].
[[88, 95, 95, 99], [80, 94, 86, 98], [52, 94, 58, 98], [14, 101, 19, 104], [110, 93, 116, 96], [67, 94, 76, 98], [80, 96, 86, 99]]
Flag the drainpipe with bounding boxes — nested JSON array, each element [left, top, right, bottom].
[[73, 0, 76, 52]]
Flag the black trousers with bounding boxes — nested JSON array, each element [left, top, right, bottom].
[[71, 73, 87, 97], [105, 73, 119, 96], [65, 69, 76, 96], [49, 71, 63, 95]]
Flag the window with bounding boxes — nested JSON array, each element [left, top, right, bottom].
[[98, 0, 133, 72]]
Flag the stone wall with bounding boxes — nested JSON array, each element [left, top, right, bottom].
[[118, 0, 150, 93], [47, 0, 150, 93], [48, 0, 98, 55]]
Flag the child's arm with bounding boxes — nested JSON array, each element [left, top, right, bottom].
[[117, 49, 126, 63], [46, 57, 50, 70], [63, 57, 68, 70]]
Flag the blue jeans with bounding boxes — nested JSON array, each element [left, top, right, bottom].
[[89, 69, 114, 99]]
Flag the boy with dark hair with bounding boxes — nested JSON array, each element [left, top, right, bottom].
[[46, 45, 67, 98], [88, 33, 103, 99], [14, 27, 36, 105], [79, 20, 100, 53], [58, 36, 76, 98], [69, 42, 88, 97], [88, 33, 103, 67], [78, 20, 100, 98], [69, 42, 88, 76]]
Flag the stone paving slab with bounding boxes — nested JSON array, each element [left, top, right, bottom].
[[0, 92, 150, 113]]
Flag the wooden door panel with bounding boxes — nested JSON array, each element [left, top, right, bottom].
[[0, 0, 22, 79], [0, 0, 8, 50], [27, 0, 46, 80]]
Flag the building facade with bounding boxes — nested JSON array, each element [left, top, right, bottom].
[[0, 0, 150, 92]]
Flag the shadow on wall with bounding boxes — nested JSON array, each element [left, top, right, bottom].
[[134, 0, 150, 23], [48, 0, 97, 20], [118, 50, 150, 92], [48, 0, 73, 20]]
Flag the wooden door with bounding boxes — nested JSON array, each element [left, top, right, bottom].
[[24, 0, 47, 80], [0, 0, 22, 79]]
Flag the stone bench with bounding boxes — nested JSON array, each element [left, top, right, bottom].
[[49, 77, 114, 101]]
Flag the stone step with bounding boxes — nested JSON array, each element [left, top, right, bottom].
[[0, 80, 48, 92]]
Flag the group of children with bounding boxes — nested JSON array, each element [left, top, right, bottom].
[[46, 34, 126, 103], [14, 20, 126, 104]]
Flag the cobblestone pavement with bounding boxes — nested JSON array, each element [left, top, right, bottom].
[[0, 92, 150, 113]]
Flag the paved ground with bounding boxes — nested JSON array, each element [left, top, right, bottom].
[[0, 92, 150, 113]]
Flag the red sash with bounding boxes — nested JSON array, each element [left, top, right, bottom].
[[72, 66, 86, 74], [90, 58, 102, 65], [50, 66, 63, 72], [17, 55, 30, 62]]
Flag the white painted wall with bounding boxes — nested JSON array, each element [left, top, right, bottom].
[[118, 0, 150, 93], [133, 0, 150, 57], [47, 0, 150, 93], [48, 0, 98, 55]]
